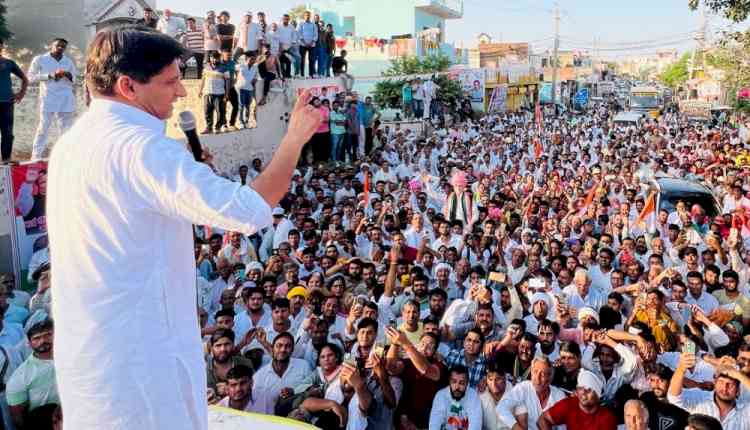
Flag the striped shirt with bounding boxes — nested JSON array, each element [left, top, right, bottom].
[[181, 30, 204, 52]]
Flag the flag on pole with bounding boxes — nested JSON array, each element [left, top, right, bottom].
[[534, 138, 543, 160], [535, 101, 542, 132], [635, 191, 657, 230], [363, 173, 370, 204], [578, 181, 600, 216]]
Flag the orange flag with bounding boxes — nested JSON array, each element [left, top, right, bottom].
[[363, 173, 370, 203], [534, 139, 543, 160], [636, 191, 656, 225]]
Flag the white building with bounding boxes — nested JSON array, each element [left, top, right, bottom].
[[7, 0, 156, 55]]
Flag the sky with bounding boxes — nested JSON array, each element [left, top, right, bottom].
[[157, 0, 745, 58]]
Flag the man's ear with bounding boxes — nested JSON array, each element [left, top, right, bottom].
[[113, 75, 138, 101]]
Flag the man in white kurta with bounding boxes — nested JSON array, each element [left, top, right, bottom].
[[27, 39, 77, 160], [47, 27, 322, 430]]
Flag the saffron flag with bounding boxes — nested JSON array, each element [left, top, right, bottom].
[[535, 101, 542, 132], [578, 181, 600, 215], [635, 191, 657, 229], [363, 173, 370, 203], [534, 139, 543, 160]]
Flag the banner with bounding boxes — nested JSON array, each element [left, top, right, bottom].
[[294, 83, 344, 100], [488, 84, 508, 113], [11, 162, 47, 274], [12, 162, 47, 236], [450, 68, 486, 110], [540, 82, 553, 104]]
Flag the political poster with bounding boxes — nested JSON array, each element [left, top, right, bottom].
[[10, 162, 48, 279], [450, 68, 486, 108], [12, 162, 47, 236], [540, 82, 553, 104], [488, 84, 508, 113]]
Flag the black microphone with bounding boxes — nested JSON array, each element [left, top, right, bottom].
[[178, 111, 204, 162]]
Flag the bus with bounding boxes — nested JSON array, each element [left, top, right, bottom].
[[629, 86, 662, 118]]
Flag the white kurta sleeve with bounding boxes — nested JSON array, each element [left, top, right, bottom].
[[428, 390, 448, 430], [496, 384, 524, 428], [27, 56, 49, 83], [133, 137, 273, 235], [467, 390, 483, 430]]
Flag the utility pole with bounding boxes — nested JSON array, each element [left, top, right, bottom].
[[550, 1, 560, 107]]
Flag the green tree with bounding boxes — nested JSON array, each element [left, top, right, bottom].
[[287, 4, 308, 22], [0, 0, 12, 42], [372, 54, 460, 109], [689, 0, 750, 22], [659, 53, 691, 89]]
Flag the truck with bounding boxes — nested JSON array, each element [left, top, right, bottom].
[[629, 86, 662, 118], [679, 99, 712, 124]]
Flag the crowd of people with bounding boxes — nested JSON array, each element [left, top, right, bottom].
[[162, 7, 354, 135], [180, 94, 750, 430], [0, 7, 358, 159]]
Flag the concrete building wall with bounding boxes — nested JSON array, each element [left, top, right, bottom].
[[414, 9, 443, 34], [308, 0, 417, 38]]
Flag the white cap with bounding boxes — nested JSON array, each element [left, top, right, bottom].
[[577, 306, 599, 324], [272, 207, 285, 216], [577, 369, 604, 397]]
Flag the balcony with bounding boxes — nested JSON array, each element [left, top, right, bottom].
[[415, 0, 463, 19]]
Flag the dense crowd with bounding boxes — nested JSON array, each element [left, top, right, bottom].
[[184, 97, 750, 430]]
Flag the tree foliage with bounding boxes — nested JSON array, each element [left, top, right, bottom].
[[287, 4, 308, 22], [659, 53, 691, 89], [381, 54, 452, 77], [0, 1, 12, 42], [704, 33, 750, 108], [372, 54, 460, 109], [689, 0, 750, 22]]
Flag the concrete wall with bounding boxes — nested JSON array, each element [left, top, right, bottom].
[[165, 77, 346, 178], [308, 0, 417, 38]]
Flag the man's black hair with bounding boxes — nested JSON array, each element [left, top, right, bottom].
[[86, 26, 186, 96]]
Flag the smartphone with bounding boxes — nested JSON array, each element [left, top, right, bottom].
[[557, 294, 568, 306], [343, 352, 357, 367], [682, 339, 696, 355], [372, 342, 385, 359], [489, 272, 506, 283], [236, 269, 246, 282], [201, 244, 211, 255]]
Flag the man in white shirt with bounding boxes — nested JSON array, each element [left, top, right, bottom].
[[497, 357, 566, 430], [233, 12, 263, 56], [6, 319, 57, 430], [429, 365, 482, 430], [48, 28, 322, 430], [156, 9, 184, 39], [668, 352, 750, 430], [217, 364, 272, 413], [27, 38, 77, 160], [252, 332, 311, 414]]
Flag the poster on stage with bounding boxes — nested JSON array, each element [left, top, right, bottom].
[[450, 68, 486, 108], [11, 161, 47, 276], [12, 162, 47, 236]]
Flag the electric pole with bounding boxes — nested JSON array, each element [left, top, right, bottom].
[[550, 1, 560, 106]]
